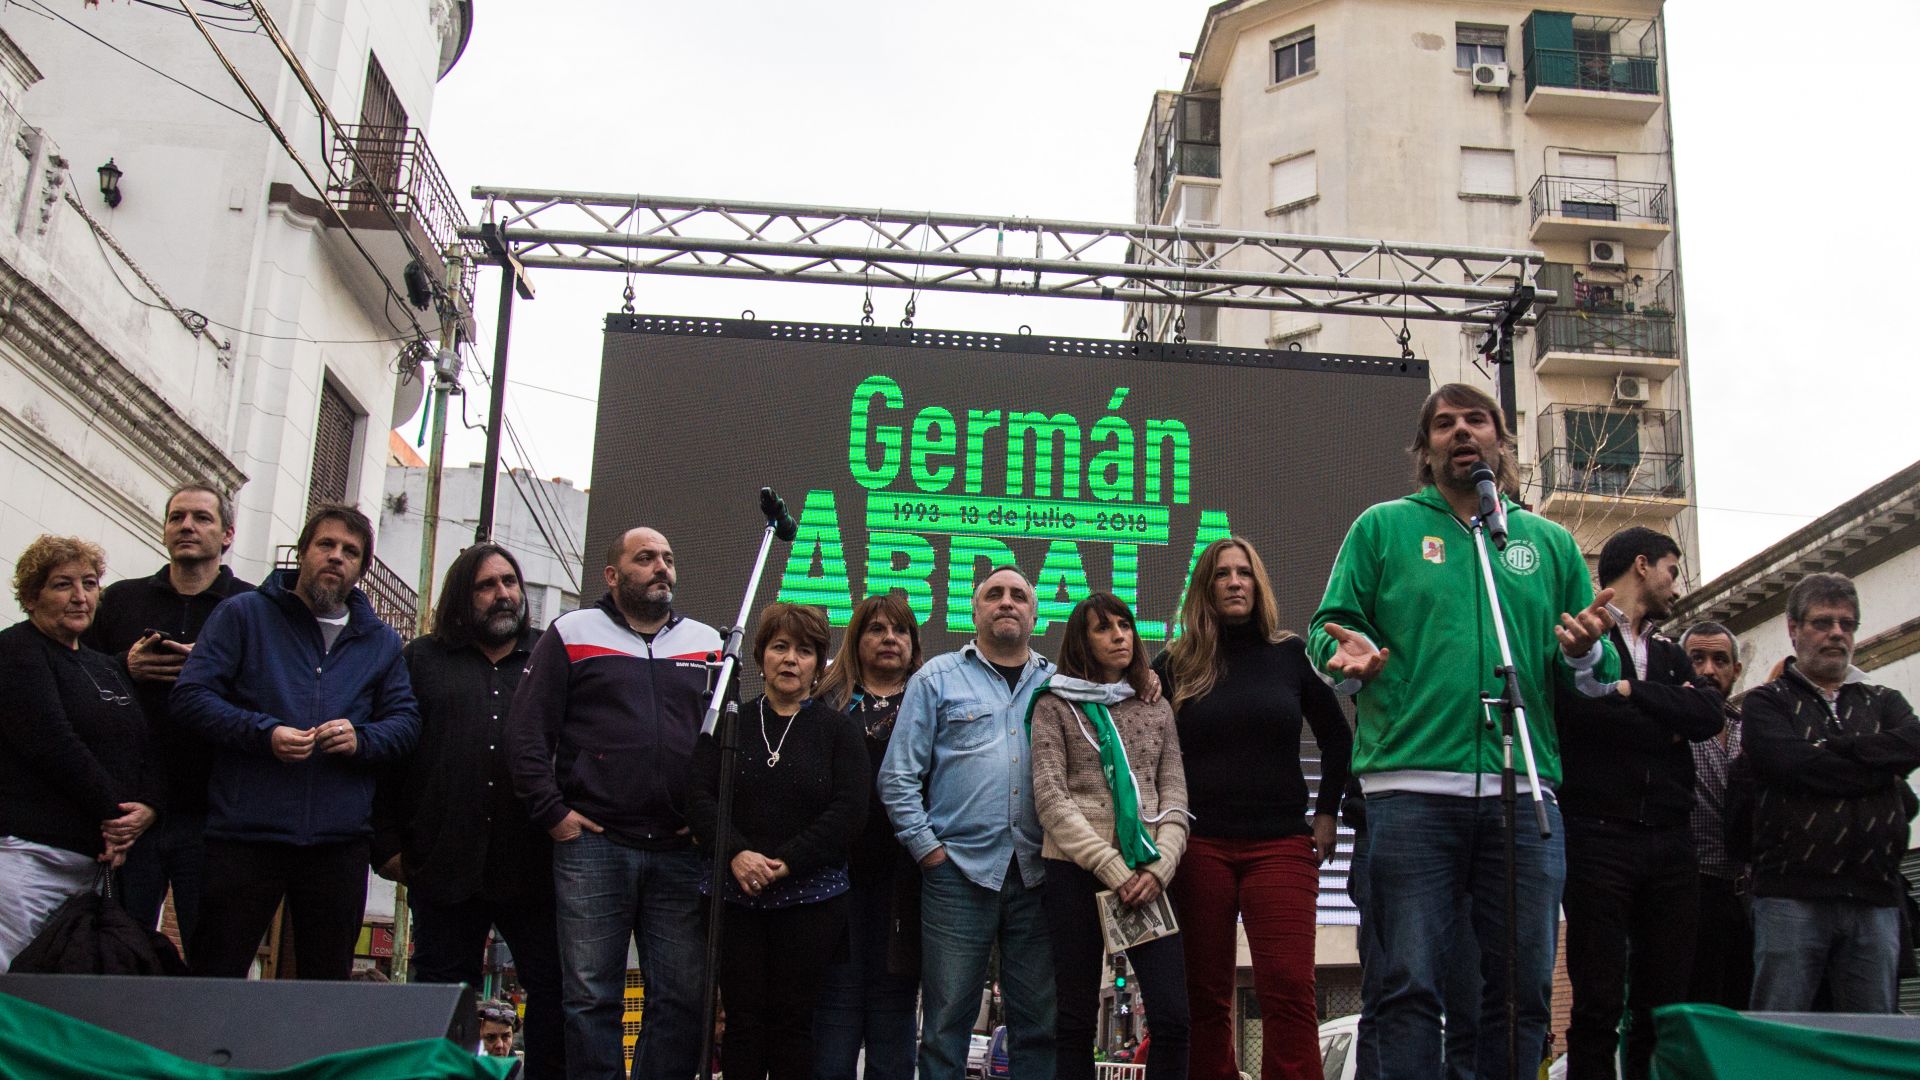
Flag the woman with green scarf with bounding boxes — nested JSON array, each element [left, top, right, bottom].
[[1029, 592, 1192, 1080]]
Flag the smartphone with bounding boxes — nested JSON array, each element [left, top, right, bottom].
[[141, 628, 175, 643]]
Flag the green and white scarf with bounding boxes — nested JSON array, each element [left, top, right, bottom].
[[1025, 676, 1161, 869]]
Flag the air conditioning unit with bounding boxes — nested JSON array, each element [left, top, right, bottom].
[[1588, 239, 1626, 268], [1614, 374, 1651, 405], [1472, 63, 1511, 92]]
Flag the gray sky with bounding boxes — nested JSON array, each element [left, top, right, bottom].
[[427, 0, 1920, 582]]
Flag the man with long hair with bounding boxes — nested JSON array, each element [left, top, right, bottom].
[[374, 542, 563, 1078], [1309, 383, 1617, 1078]]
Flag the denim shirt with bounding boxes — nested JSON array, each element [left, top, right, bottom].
[[878, 643, 1054, 891]]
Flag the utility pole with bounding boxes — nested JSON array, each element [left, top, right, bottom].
[[392, 246, 466, 982]]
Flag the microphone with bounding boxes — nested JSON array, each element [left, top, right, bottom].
[[1468, 460, 1508, 551], [760, 487, 799, 542]]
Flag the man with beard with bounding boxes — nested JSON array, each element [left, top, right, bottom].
[[1679, 621, 1752, 1009], [509, 526, 720, 1080], [1744, 572, 1920, 1012], [83, 483, 253, 948], [373, 543, 563, 1078], [879, 566, 1058, 1080], [1309, 383, 1618, 1079], [174, 503, 420, 978], [1554, 528, 1723, 1080]]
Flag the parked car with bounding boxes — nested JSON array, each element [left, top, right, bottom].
[[987, 1025, 1010, 1080], [1318, 1014, 1359, 1080], [967, 1032, 991, 1079]]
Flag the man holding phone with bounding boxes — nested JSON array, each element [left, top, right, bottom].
[[85, 482, 252, 950]]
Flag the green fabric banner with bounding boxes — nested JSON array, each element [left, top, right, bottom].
[[0, 992, 516, 1080], [1652, 1003, 1920, 1080]]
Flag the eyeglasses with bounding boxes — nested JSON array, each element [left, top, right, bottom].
[[1805, 616, 1859, 634], [477, 1004, 517, 1025], [77, 658, 132, 706]]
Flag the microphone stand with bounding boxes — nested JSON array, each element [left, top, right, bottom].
[[1468, 490, 1551, 1080], [695, 488, 797, 1080]]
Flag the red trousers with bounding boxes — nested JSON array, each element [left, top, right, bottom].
[[1170, 835, 1321, 1080]]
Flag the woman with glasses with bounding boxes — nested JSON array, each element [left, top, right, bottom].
[[0, 535, 160, 967]]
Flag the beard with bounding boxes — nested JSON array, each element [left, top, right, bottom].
[[617, 576, 674, 622], [301, 575, 350, 615], [1801, 647, 1852, 684], [474, 600, 526, 646]]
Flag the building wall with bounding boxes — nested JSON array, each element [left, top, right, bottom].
[[1150, 0, 1697, 575], [379, 464, 589, 631], [0, 1, 466, 586]]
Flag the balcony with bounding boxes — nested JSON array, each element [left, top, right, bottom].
[[1528, 175, 1671, 249], [324, 124, 479, 321], [1533, 265, 1679, 379], [1522, 12, 1662, 122], [1535, 405, 1687, 532], [1149, 93, 1220, 223]]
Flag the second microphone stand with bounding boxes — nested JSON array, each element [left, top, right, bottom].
[[1468, 488, 1552, 1080]]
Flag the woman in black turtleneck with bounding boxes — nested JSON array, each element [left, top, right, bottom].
[[1151, 537, 1351, 1080]]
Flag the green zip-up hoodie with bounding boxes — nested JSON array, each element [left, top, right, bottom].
[[1308, 486, 1618, 792]]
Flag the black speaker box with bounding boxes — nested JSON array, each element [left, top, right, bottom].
[[0, 974, 478, 1069]]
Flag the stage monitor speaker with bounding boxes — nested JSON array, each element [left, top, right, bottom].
[[0, 974, 479, 1069]]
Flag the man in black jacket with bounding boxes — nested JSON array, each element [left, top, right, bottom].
[[1745, 572, 1920, 1013], [82, 483, 253, 947], [1556, 527, 1723, 1080], [373, 543, 562, 1079]]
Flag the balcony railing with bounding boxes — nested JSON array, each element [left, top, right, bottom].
[[1526, 48, 1658, 96], [276, 546, 421, 639], [1528, 175, 1669, 228], [326, 123, 478, 311], [1539, 447, 1686, 501], [1534, 308, 1675, 360]]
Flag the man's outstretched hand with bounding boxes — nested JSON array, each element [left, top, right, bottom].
[[1323, 622, 1389, 685], [1556, 588, 1616, 659]]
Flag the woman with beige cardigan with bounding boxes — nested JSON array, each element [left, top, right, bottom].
[[1028, 592, 1192, 1080]]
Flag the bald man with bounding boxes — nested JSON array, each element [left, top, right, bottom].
[[509, 527, 721, 1080]]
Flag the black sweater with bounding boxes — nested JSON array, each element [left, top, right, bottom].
[[1154, 625, 1352, 840], [1555, 625, 1724, 828], [686, 696, 869, 876], [82, 564, 253, 817], [0, 620, 161, 855]]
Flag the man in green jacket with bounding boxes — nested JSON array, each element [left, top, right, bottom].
[[1309, 383, 1618, 1080]]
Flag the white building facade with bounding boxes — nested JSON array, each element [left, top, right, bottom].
[[1133, 0, 1695, 572], [0, 0, 472, 620]]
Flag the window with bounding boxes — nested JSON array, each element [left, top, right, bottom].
[[1459, 148, 1515, 197], [1566, 408, 1642, 494], [1555, 152, 1620, 219], [352, 54, 408, 208], [1272, 28, 1315, 83], [1457, 24, 1507, 68], [526, 587, 547, 630], [308, 379, 361, 513], [1268, 152, 1316, 210]]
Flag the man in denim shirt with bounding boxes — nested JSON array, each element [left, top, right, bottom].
[[879, 566, 1056, 1080]]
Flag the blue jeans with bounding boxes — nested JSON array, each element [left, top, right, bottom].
[[919, 856, 1055, 1080], [1364, 792, 1565, 1080], [118, 810, 206, 945], [1751, 897, 1901, 1013], [552, 834, 706, 1080], [1349, 831, 1481, 1080], [812, 873, 918, 1080]]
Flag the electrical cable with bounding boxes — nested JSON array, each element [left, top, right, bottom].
[[22, 0, 262, 122]]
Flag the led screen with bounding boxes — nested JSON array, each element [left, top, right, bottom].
[[586, 315, 1431, 661]]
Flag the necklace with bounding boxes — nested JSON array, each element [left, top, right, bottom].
[[759, 698, 799, 767]]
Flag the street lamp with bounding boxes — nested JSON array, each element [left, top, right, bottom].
[[97, 158, 123, 209]]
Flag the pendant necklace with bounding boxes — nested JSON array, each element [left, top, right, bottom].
[[760, 698, 798, 767]]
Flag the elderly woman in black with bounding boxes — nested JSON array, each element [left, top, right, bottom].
[[688, 602, 868, 1080], [0, 535, 159, 967]]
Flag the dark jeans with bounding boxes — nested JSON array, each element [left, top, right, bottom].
[[119, 810, 206, 948], [1686, 873, 1752, 1010], [551, 834, 706, 1080], [1751, 897, 1902, 1012], [919, 856, 1055, 1080], [812, 871, 918, 1080], [191, 838, 369, 980], [1042, 859, 1189, 1080], [1348, 832, 1480, 1080], [1364, 792, 1565, 1080], [720, 895, 848, 1080], [410, 893, 566, 1080], [1562, 819, 1697, 1080]]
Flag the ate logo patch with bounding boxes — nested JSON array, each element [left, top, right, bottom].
[[1421, 536, 1446, 564], [1502, 539, 1540, 576]]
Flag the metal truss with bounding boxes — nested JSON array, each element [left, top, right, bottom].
[[460, 188, 1554, 324]]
